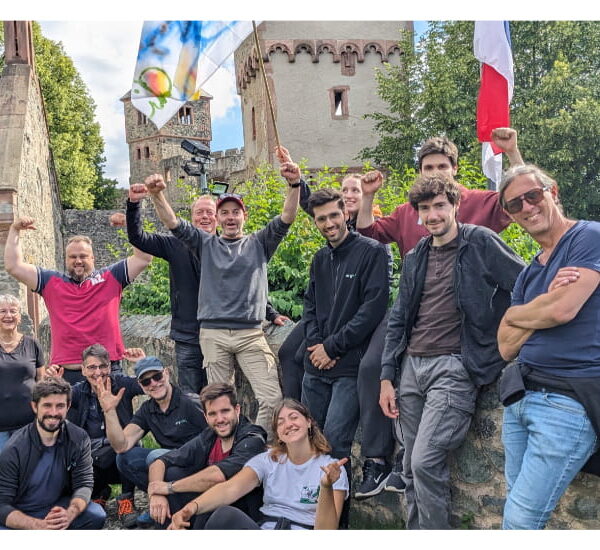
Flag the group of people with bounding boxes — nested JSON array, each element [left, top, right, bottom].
[[0, 126, 598, 531]]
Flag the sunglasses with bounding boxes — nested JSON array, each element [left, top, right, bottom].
[[139, 371, 164, 387], [504, 186, 550, 214]]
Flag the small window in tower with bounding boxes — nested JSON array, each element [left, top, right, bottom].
[[144, 146, 150, 159], [251, 107, 256, 141], [136, 148, 141, 160], [330, 87, 349, 119], [165, 169, 172, 183], [137, 111, 148, 125], [178, 106, 193, 125]]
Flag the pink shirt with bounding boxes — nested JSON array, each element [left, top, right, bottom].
[[357, 185, 511, 256], [36, 261, 129, 364]]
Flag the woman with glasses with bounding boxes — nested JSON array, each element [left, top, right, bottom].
[[0, 294, 45, 452], [168, 398, 348, 530]]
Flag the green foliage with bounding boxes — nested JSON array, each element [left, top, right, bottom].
[[93, 178, 121, 209], [107, 221, 171, 315], [362, 21, 600, 221], [0, 23, 108, 209]]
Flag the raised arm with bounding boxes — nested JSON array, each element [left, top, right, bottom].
[[275, 146, 301, 225], [144, 174, 180, 230], [356, 171, 383, 229], [491, 127, 524, 167], [314, 457, 348, 530], [126, 246, 153, 281], [4, 217, 39, 290]]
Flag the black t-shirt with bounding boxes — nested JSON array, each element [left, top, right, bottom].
[[130, 385, 206, 449], [0, 336, 44, 431]]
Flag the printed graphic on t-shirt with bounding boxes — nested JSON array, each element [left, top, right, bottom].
[[300, 485, 320, 504]]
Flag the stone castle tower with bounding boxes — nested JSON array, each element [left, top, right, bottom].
[[234, 21, 412, 179], [120, 91, 214, 204]]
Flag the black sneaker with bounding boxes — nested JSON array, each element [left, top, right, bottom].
[[116, 492, 138, 529], [354, 459, 391, 500], [384, 454, 406, 493]]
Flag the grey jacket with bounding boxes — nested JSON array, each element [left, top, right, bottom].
[[381, 223, 526, 387], [0, 421, 94, 525], [171, 216, 290, 329]]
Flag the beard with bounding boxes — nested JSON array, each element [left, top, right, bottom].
[[67, 266, 92, 282], [214, 417, 239, 439], [37, 415, 65, 433]]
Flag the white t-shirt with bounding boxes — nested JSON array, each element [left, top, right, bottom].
[[245, 450, 349, 529]]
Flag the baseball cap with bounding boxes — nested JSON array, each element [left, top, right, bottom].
[[134, 356, 165, 379], [216, 193, 246, 211]]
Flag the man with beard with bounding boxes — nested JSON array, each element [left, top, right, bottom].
[[0, 377, 106, 530], [145, 383, 266, 528], [4, 218, 152, 385]]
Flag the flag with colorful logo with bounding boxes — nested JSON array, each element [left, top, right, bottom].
[[132, 21, 256, 129], [474, 21, 514, 187]]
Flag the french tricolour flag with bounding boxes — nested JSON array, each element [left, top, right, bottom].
[[474, 21, 513, 188]]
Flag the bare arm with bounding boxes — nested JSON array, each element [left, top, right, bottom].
[[497, 316, 535, 361], [314, 458, 348, 530], [503, 268, 600, 330], [275, 146, 301, 225], [4, 218, 38, 290], [356, 171, 382, 229], [168, 466, 259, 530], [150, 465, 226, 497], [5, 509, 47, 529], [126, 247, 153, 281], [491, 127, 524, 166]]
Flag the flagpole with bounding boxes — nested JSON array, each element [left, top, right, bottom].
[[252, 21, 281, 150]]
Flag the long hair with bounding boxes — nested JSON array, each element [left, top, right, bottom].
[[269, 398, 331, 461]]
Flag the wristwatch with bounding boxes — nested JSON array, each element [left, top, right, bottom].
[[289, 181, 301, 188], [167, 481, 175, 494]]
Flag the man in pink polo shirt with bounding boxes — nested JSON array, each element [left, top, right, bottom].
[[4, 218, 152, 385]]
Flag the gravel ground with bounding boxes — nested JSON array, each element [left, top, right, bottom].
[[103, 489, 152, 530]]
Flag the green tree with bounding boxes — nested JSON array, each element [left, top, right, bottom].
[[362, 21, 600, 220], [93, 178, 121, 209], [1, 23, 108, 209]]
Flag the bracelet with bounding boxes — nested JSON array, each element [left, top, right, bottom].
[[193, 500, 200, 515], [289, 181, 301, 188], [167, 481, 174, 494]]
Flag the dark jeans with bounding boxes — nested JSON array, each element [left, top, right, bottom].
[[0, 496, 106, 530], [175, 340, 206, 397], [302, 372, 360, 459], [116, 447, 171, 492], [93, 459, 135, 498], [202, 506, 260, 530], [278, 321, 305, 401]]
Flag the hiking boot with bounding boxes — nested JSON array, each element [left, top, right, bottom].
[[116, 493, 137, 529], [91, 487, 111, 510], [354, 459, 391, 500], [384, 453, 406, 493]]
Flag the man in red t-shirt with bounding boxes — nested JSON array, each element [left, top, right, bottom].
[[4, 219, 152, 385], [353, 128, 524, 499], [146, 383, 266, 529]]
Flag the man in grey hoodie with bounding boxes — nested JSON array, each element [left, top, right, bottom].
[[142, 146, 301, 437]]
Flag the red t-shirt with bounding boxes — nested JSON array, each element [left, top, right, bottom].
[[36, 261, 129, 364], [208, 438, 231, 465], [357, 185, 511, 256]]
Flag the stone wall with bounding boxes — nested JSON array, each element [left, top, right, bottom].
[[39, 313, 600, 529], [209, 148, 246, 188]]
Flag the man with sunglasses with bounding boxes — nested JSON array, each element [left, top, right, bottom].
[[141, 146, 302, 438], [98, 355, 206, 523], [379, 174, 525, 529], [497, 165, 600, 530]]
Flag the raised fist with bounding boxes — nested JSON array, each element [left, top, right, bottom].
[[144, 174, 167, 195], [360, 171, 384, 196], [109, 213, 126, 227], [12, 217, 36, 231], [129, 183, 149, 203], [491, 127, 518, 154]]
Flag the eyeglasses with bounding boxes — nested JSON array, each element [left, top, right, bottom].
[[139, 371, 164, 387], [504, 186, 550, 214], [84, 363, 110, 371]]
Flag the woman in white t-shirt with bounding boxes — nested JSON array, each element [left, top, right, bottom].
[[168, 398, 349, 530]]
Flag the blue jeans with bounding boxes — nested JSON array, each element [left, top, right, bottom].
[[116, 447, 171, 492], [502, 390, 597, 529], [301, 372, 359, 459], [0, 430, 15, 453], [175, 340, 206, 397], [0, 496, 106, 530]]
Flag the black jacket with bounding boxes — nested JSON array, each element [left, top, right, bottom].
[[68, 373, 144, 432], [0, 421, 93, 525], [157, 415, 267, 478], [304, 231, 389, 378], [126, 200, 281, 343], [381, 224, 525, 387]]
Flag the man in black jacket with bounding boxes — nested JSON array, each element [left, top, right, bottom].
[[145, 383, 266, 529], [0, 377, 106, 530], [124, 191, 288, 400], [378, 174, 525, 529], [301, 189, 389, 462]]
